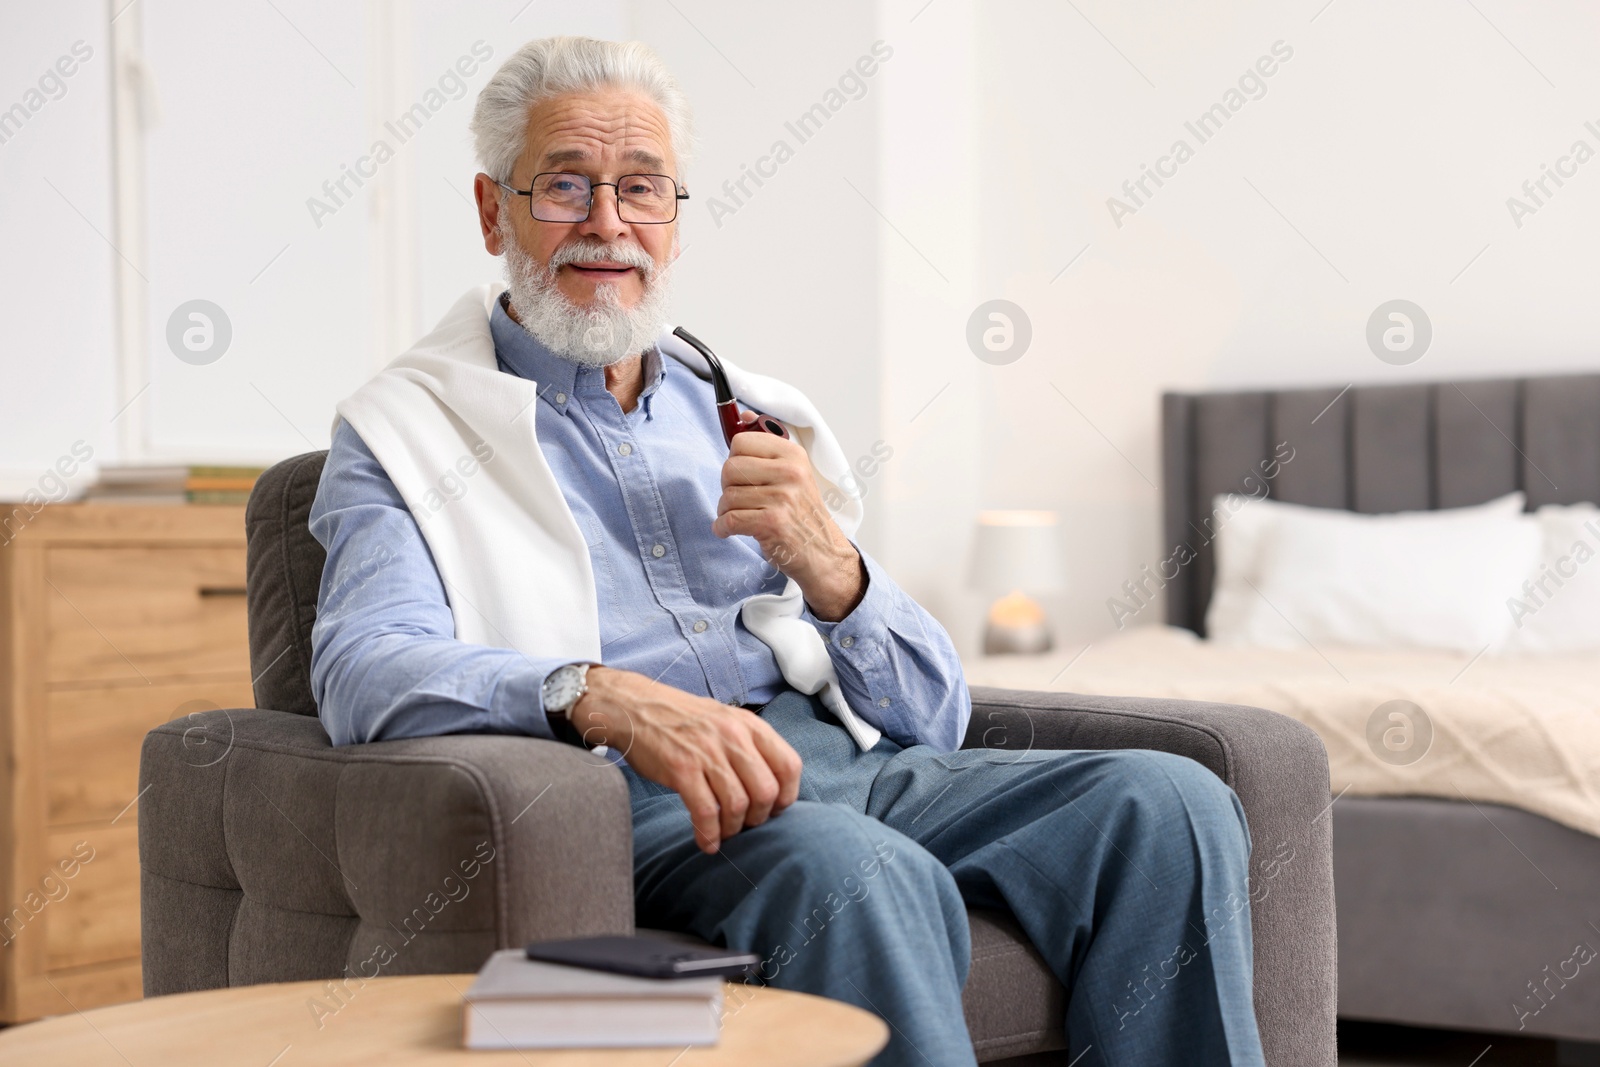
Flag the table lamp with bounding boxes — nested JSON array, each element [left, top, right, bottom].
[[966, 510, 1066, 655]]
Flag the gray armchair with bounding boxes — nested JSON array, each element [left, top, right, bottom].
[[139, 452, 1336, 1065]]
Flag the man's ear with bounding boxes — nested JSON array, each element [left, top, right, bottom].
[[474, 173, 506, 255]]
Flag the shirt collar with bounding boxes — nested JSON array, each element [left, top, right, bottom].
[[489, 293, 667, 417]]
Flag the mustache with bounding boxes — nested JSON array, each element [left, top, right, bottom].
[[545, 238, 660, 279]]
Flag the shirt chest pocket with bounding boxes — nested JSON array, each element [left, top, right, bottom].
[[579, 510, 636, 646]]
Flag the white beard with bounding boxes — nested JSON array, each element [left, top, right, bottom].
[[500, 223, 674, 368]]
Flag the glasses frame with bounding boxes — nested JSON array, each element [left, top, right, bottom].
[[494, 171, 689, 225]]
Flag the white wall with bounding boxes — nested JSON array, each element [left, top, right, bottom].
[[138, 0, 373, 462], [0, 1, 116, 497], [875, 0, 982, 633]]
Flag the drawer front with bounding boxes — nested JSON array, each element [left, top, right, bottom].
[[47, 680, 256, 827], [45, 545, 250, 683], [14, 959, 143, 1022], [43, 825, 139, 972]]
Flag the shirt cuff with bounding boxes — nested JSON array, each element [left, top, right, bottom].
[[804, 543, 894, 670], [485, 659, 544, 738], [487, 658, 578, 739]]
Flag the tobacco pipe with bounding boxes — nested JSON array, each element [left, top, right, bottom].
[[672, 326, 790, 446]]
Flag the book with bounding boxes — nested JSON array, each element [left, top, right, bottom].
[[86, 464, 265, 506], [461, 948, 723, 1050], [93, 465, 189, 489]]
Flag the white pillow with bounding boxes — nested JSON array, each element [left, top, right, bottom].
[[1204, 492, 1290, 642], [1206, 491, 1536, 654], [1499, 503, 1600, 655]]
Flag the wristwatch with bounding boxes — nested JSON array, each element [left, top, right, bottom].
[[542, 663, 593, 747]]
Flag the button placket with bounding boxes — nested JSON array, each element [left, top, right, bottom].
[[583, 378, 745, 704]]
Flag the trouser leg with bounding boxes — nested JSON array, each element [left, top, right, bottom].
[[624, 689, 979, 1066], [626, 781, 976, 1067], [869, 746, 1264, 1067]]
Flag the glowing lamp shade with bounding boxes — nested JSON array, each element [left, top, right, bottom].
[[966, 511, 1065, 655]]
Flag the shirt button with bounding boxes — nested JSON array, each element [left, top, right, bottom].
[[651, 543, 666, 558], [554, 392, 567, 404], [617, 442, 633, 456], [878, 697, 890, 707], [692, 619, 708, 633], [840, 636, 855, 648]]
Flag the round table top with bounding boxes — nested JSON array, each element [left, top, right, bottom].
[[0, 974, 890, 1066]]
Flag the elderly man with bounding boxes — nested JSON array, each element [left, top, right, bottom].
[[309, 35, 1263, 1067]]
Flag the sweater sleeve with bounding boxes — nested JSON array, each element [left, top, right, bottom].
[[307, 420, 576, 745]]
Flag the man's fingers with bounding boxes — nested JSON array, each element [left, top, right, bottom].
[[723, 733, 782, 827], [721, 451, 787, 489], [749, 723, 803, 813], [704, 757, 750, 844], [712, 508, 769, 540], [728, 425, 788, 456], [715, 485, 771, 517], [676, 773, 724, 854]]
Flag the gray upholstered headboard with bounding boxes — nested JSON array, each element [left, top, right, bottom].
[[1161, 373, 1600, 636]]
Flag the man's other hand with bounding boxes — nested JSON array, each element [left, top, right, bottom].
[[568, 666, 802, 854]]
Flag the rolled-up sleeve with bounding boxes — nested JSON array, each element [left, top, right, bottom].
[[308, 420, 572, 746], [802, 544, 971, 751]]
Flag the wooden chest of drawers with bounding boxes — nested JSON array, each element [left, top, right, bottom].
[[0, 505, 253, 1023]]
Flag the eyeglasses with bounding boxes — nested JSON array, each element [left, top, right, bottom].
[[494, 172, 689, 224]]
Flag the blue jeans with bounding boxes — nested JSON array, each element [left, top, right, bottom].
[[622, 690, 1264, 1066]]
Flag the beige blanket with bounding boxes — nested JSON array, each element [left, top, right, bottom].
[[962, 626, 1600, 839]]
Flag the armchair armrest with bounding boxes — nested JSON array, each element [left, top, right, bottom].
[[964, 686, 1336, 1067], [139, 707, 634, 996]]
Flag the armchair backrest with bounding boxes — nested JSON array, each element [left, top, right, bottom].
[[244, 450, 329, 714]]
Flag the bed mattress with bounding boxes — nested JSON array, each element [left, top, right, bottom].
[[961, 625, 1600, 840]]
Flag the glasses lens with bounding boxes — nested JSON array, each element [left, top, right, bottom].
[[617, 175, 678, 223], [529, 173, 591, 222]]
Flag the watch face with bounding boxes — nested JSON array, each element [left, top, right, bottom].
[[544, 666, 584, 711]]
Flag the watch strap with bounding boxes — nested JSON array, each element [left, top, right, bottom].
[[543, 662, 594, 747], [547, 707, 589, 747]]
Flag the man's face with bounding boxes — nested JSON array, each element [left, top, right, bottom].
[[480, 87, 678, 310]]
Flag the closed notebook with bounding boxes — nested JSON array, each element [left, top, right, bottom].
[[461, 949, 724, 1050]]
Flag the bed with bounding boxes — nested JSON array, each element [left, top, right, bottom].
[[972, 374, 1600, 1045]]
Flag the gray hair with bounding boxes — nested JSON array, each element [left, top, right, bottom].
[[470, 36, 694, 184]]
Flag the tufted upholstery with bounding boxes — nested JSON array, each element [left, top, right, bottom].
[[242, 449, 327, 715], [140, 451, 1336, 1065], [139, 707, 634, 993], [1162, 373, 1600, 635]]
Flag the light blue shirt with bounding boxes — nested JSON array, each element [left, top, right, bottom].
[[307, 295, 970, 753]]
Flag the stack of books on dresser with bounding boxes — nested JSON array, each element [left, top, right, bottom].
[[86, 465, 265, 505], [461, 948, 724, 1050]]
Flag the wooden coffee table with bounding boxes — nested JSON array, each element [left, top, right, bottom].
[[0, 973, 890, 1065]]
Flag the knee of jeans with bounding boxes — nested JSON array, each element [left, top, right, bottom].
[[1114, 751, 1251, 850], [761, 804, 958, 900]]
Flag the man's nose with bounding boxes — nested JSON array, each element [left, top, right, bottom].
[[579, 184, 629, 240]]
